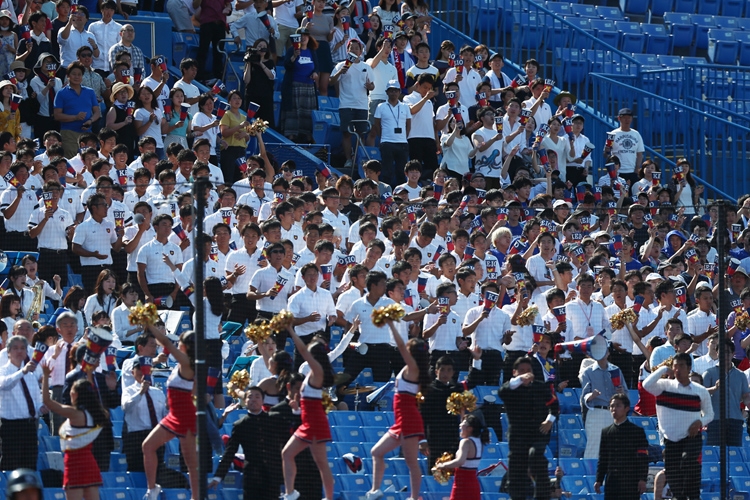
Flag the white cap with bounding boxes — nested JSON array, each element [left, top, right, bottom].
[[386, 79, 401, 90]]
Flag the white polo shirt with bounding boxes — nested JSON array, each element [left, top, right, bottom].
[[335, 60, 374, 110], [287, 285, 336, 336], [345, 294, 395, 344], [251, 265, 294, 313], [423, 310, 463, 351], [374, 101, 410, 144], [225, 246, 264, 295], [403, 91, 435, 140], [29, 206, 74, 250], [123, 225, 156, 273], [281, 224, 305, 253], [0, 187, 39, 232], [72, 216, 117, 265], [463, 305, 512, 351], [136, 239, 183, 283]]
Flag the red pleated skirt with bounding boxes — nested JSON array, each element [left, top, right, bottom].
[[64, 444, 102, 489], [389, 392, 425, 439], [294, 397, 331, 443], [450, 467, 480, 500]]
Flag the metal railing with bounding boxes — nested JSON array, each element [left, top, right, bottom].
[[591, 73, 746, 201]]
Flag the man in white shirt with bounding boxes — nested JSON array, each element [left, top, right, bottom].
[[484, 53, 512, 105], [42, 311, 78, 435], [230, 0, 280, 48], [173, 58, 201, 116], [373, 80, 411, 186], [521, 78, 551, 133], [141, 55, 170, 112], [472, 106, 506, 190], [226, 222, 264, 324], [321, 187, 350, 250], [403, 73, 438, 177], [604, 107, 645, 186], [565, 273, 609, 387], [72, 193, 123, 293], [443, 45, 482, 107], [0, 163, 39, 251], [273, 0, 303, 55], [28, 181, 75, 281], [136, 213, 183, 307], [366, 38, 397, 145], [287, 263, 337, 368], [568, 114, 592, 186], [423, 282, 465, 373], [331, 39, 374, 169], [87, 1, 122, 74], [57, 5, 99, 68], [686, 284, 718, 356]]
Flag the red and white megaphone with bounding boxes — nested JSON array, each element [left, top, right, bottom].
[[553, 333, 608, 360]]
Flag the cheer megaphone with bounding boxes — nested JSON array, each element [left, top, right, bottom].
[[553, 333, 608, 361]]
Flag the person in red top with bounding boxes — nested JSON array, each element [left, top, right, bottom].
[[196, 0, 232, 82]]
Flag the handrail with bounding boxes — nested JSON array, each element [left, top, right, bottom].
[[591, 73, 746, 202]]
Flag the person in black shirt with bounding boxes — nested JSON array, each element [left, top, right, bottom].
[[499, 356, 559, 500], [210, 386, 276, 499], [594, 393, 649, 500], [268, 373, 322, 500]]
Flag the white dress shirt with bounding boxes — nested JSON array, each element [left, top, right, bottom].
[[423, 310, 463, 351], [121, 382, 167, 432], [0, 361, 42, 419], [287, 286, 336, 336], [57, 28, 96, 67], [225, 246, 264, 295], [83, 294, 116, 326], [0, 187, 39, 232], [687, 309, 717, 357], [345, 295, 395, 344], [501, 302, 537, 352], [464, 305, 511, 351], [123, 225, 156, 273], [566, 297, 608, 340], [88, 19, 123, 70]]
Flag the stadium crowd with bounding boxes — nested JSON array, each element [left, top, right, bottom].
[[0, 0, 741, 498]]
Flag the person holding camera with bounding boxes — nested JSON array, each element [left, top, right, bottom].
[[242, 38, 276, 129]]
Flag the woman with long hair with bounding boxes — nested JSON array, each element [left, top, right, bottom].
[[0, 294, 20, 332], [280, 27, 319, 143], [41, 370, 109, 500], [367, 319, 431, 500], [280, 324, 335, 500], [301, 0, 333, 96], [163, 87, 191, 150], [141, 326, 198, 500], [372, 0, 399, 26], [631, 159, 659, 196], [257, 350, 294, 410], [242, 38, 276, 129], [434, 413, 488, 500], [363, 13, 381, 59], [670, 157, 702, 218], [63, 286, 88, 337], [83, 270, 117, 327], [133, 85, 166, 159], [219, 90, 251, 185]]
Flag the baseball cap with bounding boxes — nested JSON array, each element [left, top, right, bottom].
[[618, 108, 633, 116], [386, 79, 401, 90], [553, 200, 571, 210]]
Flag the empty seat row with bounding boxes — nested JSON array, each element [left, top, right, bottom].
[[621, 0, 746, 17], [544, 2, 627, 20], [707, 28, 750, 64]]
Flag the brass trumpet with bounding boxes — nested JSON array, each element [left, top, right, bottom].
[[27, 282, 45, 328]]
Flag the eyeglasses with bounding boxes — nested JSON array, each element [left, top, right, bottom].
[[80, 53, 92, 57]]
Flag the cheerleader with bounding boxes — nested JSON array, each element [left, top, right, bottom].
[[257, 351, 294, 410], [280, 324, 336, 500], [41, 368, 109, 499], [141, 325, 198, 500], [434, 414, 488, 500], [366, 319, 431, 500]]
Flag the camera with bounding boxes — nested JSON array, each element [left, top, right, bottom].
[[244, 46, 267, 63]]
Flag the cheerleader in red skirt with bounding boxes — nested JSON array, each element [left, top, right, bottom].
[[281, 324, 336, 500], [366, 319, 432, 500], [42, 368, 109, 500], [434, 414, 487, 500], [141, 325, 198, 500]]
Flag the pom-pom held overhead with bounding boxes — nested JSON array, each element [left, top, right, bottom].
[[516, 305, 539, 327], [128, 301, 159, 326], [244, 322, 273, 344], [431, 452, 455, 485], [609, 308, 638, 331], [227, 369, 250, 399], [371, 303, 406, 327], [446, 391, 477, 416], [269, 310, 294, 333]]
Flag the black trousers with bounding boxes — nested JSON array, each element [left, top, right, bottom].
[[558, 353, 586, 389], [507, 440, 550, 500], [379, 142, 409, 186], [343, 343, 395, 383], [407, 137, 439, 180], [227, 293, 258, 324], [477, 348, 503, 386], [148, 283, 178, 309], [81, 264, 110, 295], [292, 332, 317, 371], [123, 429, 164, 472], [38, 248, 69, 290], [0, 418, 38, 470], [220, 146, 245, 185], [664, 434, 702, 500], [4, 231, 37, 252], [609, 350, 634, 389], [602, 472, 641, 500], [198, 21, 226, 80]]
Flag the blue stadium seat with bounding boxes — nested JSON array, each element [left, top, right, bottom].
[[620, 0, 649, 15], [722, 0, 745, 15], [474, 386, 501, 403], [329, 411, 363, 427], [41, 435, 61, 452], [43, 489, 66, 500], [127, 490, 146, 500], [732, 476, 750, 496], [571, 3, 598, 17], [673, 0, 696, 10], [422, 476, 452, 492], [658, 54, 684, 66], [558, 414, 583, 430], [101, 472, 133, 489], [729, 446, 749, 462], [129, 472, 147, 489], [558, 429, 587, 458], [650, 0, 674, 16], [702, 445, 720, 462], [311, 110, 340, 145], [546, 1, 573, 17], [596, 5, 625, 19], [517, 12, 547, 50], [628, 416, 654, 430], [664, 12, 695, 48], [220, 489, 242, 500], [561, 476, 589, 495], [591, 19, 620, 47], [483, 443, 504, 459], [354, 368, 374, 386], [334, 442, 369, 459], [338, 475, 372, 492], [559, 457, 585, 475], [616, 21, 645, 52], [332, 426, 365, 442], [698, 0, 720, 14], [100, 489, 130, 500], [708, 29, 739, 63], [362, 426, 387, 444], [641, 23, 672, 54], [109, 452, 128, 472], [714, 16, 739, 30], [479, 476, 504, 492], [556, 388, 582, 413], [317, 96, 340, 111], [566, 17, 594, 49], [360, 412, 394, 427], [691, 14, 716, 50], [582, 458, 598, 475], [162, 489, 190, 500], [632, 53, 660, 68]]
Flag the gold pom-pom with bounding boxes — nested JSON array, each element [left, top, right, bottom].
[[446, 390, 477, 416], [244, 321, 272, 344], [128, 301, 159, 326], [247, 119, 269, 135], [416, 391, 425, 407], [431, 452, 454, 485], [321, 392, 335, 413], [371, 303, 406, 327], [516, 305, 539, 327], [610, 308, 638, 330], [227, 369, 250, 399], [736, 312, 750, 332], [269, 310, 294, 333]]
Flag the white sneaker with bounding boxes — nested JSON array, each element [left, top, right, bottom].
[[365, 490, 384, 500], [144, 485, 161, 500], [282, 491, 300, 500], [383, 485, 396, 493]]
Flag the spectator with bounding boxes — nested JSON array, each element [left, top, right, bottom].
[[443, 45, 481, 108], [196, 0, 231, 82], [280, 27, 318, 143], [53, 61, 100, 157], [141, 55, 170, 112], [372, 0, 398, 26], [541, 117, 576, 185], [242, 38, 276, 129], [365, 36, 396, 146], [105, 82, 137, 153], [300, 0, 333, 96], [57, 5, 98, 68], [0, 10, 17, 79], [191, 97, 221, 163], [166, 0, 197, 33], [107, 24, 145, 76], [77, 45, 108, 108], [0, 80, 21, 140], [604, 107, 645, 187], [272, 0, 302, 56], [1, 163, 38, 250], [373, 79, 410, 186], [403, 73, 436, 178], [133, 85, 166, 159], [331, 38, 374, 168], [30, 52, 63, 139], [231, 0, 279, 48], [16, 12, 51, 72], [87, 0, 122, 76], [173, 57, 201, 116]]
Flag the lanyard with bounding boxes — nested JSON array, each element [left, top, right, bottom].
[[578, 300, 593, 327], [387, 103, 401, 124]]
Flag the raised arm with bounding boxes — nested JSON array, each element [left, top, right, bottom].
[[41, 364, 83, 420], [145, 324, 193, 378], [286, 324, 322, 385]]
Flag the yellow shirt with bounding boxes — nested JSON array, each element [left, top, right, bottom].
[[0, 107, 22, 140], [220, 110, 246, 148]]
